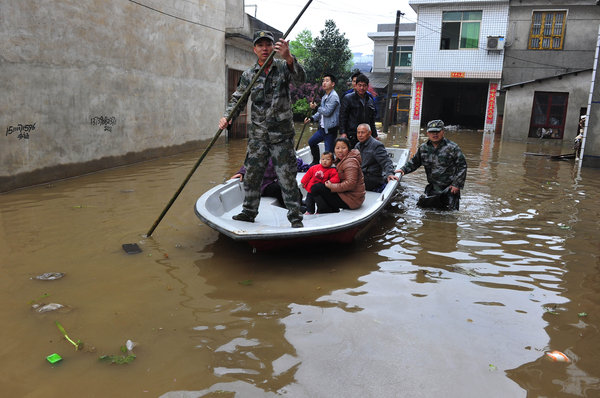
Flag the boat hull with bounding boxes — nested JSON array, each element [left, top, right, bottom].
[[194, 145, 409, 250]]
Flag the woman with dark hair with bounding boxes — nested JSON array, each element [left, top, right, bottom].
[[310, 137, 365, 213]]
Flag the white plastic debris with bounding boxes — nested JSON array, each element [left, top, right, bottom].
[[36, 303, 64, 313], [33, 272, 65, 281], [125, 339, 137, 352]]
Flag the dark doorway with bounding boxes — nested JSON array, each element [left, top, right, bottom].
[[421, 79, 488, 129], [227, 68, 248, 138]]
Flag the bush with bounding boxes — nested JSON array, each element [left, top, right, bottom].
[[292, 98, 311, 122], [291, 82, 321, 104]]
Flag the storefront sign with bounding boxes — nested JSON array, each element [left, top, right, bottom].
[[486, 83, 498, 124], [451, 72, 465, 78], [413, 81, 423, 120]]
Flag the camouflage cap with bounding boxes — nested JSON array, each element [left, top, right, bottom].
[[253, 30, 274, 45], [427, 120, 444, 132]]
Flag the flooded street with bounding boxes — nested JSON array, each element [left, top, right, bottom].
[[1, 126, 599, 397]]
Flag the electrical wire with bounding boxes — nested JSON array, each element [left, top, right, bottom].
[[127, 0, 225, 32]]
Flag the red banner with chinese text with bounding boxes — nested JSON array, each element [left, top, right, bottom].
[[486, 83, 498, 124], [413, 81, 423, 120]]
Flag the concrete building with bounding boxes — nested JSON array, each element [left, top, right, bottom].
[[1, 0, 277, 192], [367, 23, 415, 124], [408, 0, 509, 132], [499, 0, 600, 167]]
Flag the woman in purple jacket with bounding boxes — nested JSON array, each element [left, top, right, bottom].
[[231, 158, 309, 207]]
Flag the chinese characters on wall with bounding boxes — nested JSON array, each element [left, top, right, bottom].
[[6, 123, 36, 140]]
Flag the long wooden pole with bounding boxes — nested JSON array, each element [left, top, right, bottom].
[[144, 0, 314, 237]]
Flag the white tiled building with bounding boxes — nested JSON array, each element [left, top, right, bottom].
[[409, 0, 509, 132]]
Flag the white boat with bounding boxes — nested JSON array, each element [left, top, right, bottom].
[[194, 144, 409, 250]]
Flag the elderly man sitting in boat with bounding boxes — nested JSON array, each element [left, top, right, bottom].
[[355, 123, 398, 192]]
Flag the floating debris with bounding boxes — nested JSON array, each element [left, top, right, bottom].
[[55, 321, 83, 350], [99, 340, 137, 364], [578, 312, 588, 317], [35, 303, 64, 313], [46, 353, 62, 364], [546, 350, 570, 362], [28, 292, 50, 305], [99, 353, 136, 364], [238, 280, 253, 286], [32, 272, 65, 281], [543, 306, 559, 315], [125, 339, 137, 352]]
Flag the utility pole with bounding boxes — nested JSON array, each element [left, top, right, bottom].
[[383, 10, 404, 133]]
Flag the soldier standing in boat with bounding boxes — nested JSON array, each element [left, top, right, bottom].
[[219, 30, 306, 228]]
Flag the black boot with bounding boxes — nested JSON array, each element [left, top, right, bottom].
[[310, 146, 320, 166], [232, 212, 255, 222]]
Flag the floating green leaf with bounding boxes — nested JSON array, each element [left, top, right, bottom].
[[99, 354, 136, 364], [28, 292, 49, 305], [578, 312, 588, 317], [238, 280, 253, 286], [489, 364, 497, 371], [55, 321, 83, 350]]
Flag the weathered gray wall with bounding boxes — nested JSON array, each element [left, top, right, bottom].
[[1, 0, 244, 192], [503, 1, 600, 86], [501, 70, 592, 141]]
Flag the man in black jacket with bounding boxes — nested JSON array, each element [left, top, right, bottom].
[[339, 74, 377, 148]]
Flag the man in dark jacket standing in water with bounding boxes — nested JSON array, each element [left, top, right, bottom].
[[396, 120, 467, 210], [219, 30, 305, 228]]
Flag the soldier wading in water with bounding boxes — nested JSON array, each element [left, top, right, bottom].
[[396, 120, 467, 210], [219, 30, 306, 228]]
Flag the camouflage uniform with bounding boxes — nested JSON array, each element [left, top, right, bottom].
[[400, 137, 467, 206], [223, 57, 306, 223]]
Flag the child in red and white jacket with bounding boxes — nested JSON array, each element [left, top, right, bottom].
[[301, 152, 340, 214]]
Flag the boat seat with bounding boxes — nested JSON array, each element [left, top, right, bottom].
[[218, 183, 244, 212]]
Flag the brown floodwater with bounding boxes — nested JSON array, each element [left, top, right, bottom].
[[1, 126, 599, 397]]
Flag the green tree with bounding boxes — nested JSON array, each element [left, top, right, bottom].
[[290, 29, 313, 65], [304, 20, 353, 90]]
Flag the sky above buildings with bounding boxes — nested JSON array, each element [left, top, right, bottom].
[[246, 0, 417, 55]]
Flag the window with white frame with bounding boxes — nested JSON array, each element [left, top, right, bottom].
[[440, 11, 482, 50], [529, 11, 566, 50], [387, 45, 413, 67]]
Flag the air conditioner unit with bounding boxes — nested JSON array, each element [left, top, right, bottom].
[[487, 36, 505, 50]]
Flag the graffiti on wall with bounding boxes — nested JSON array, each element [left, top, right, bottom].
[[6, 123, 36, 140], [90, 116, 117, 132]]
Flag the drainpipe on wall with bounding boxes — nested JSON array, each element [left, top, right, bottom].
[[579, 23, 600, 162]]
